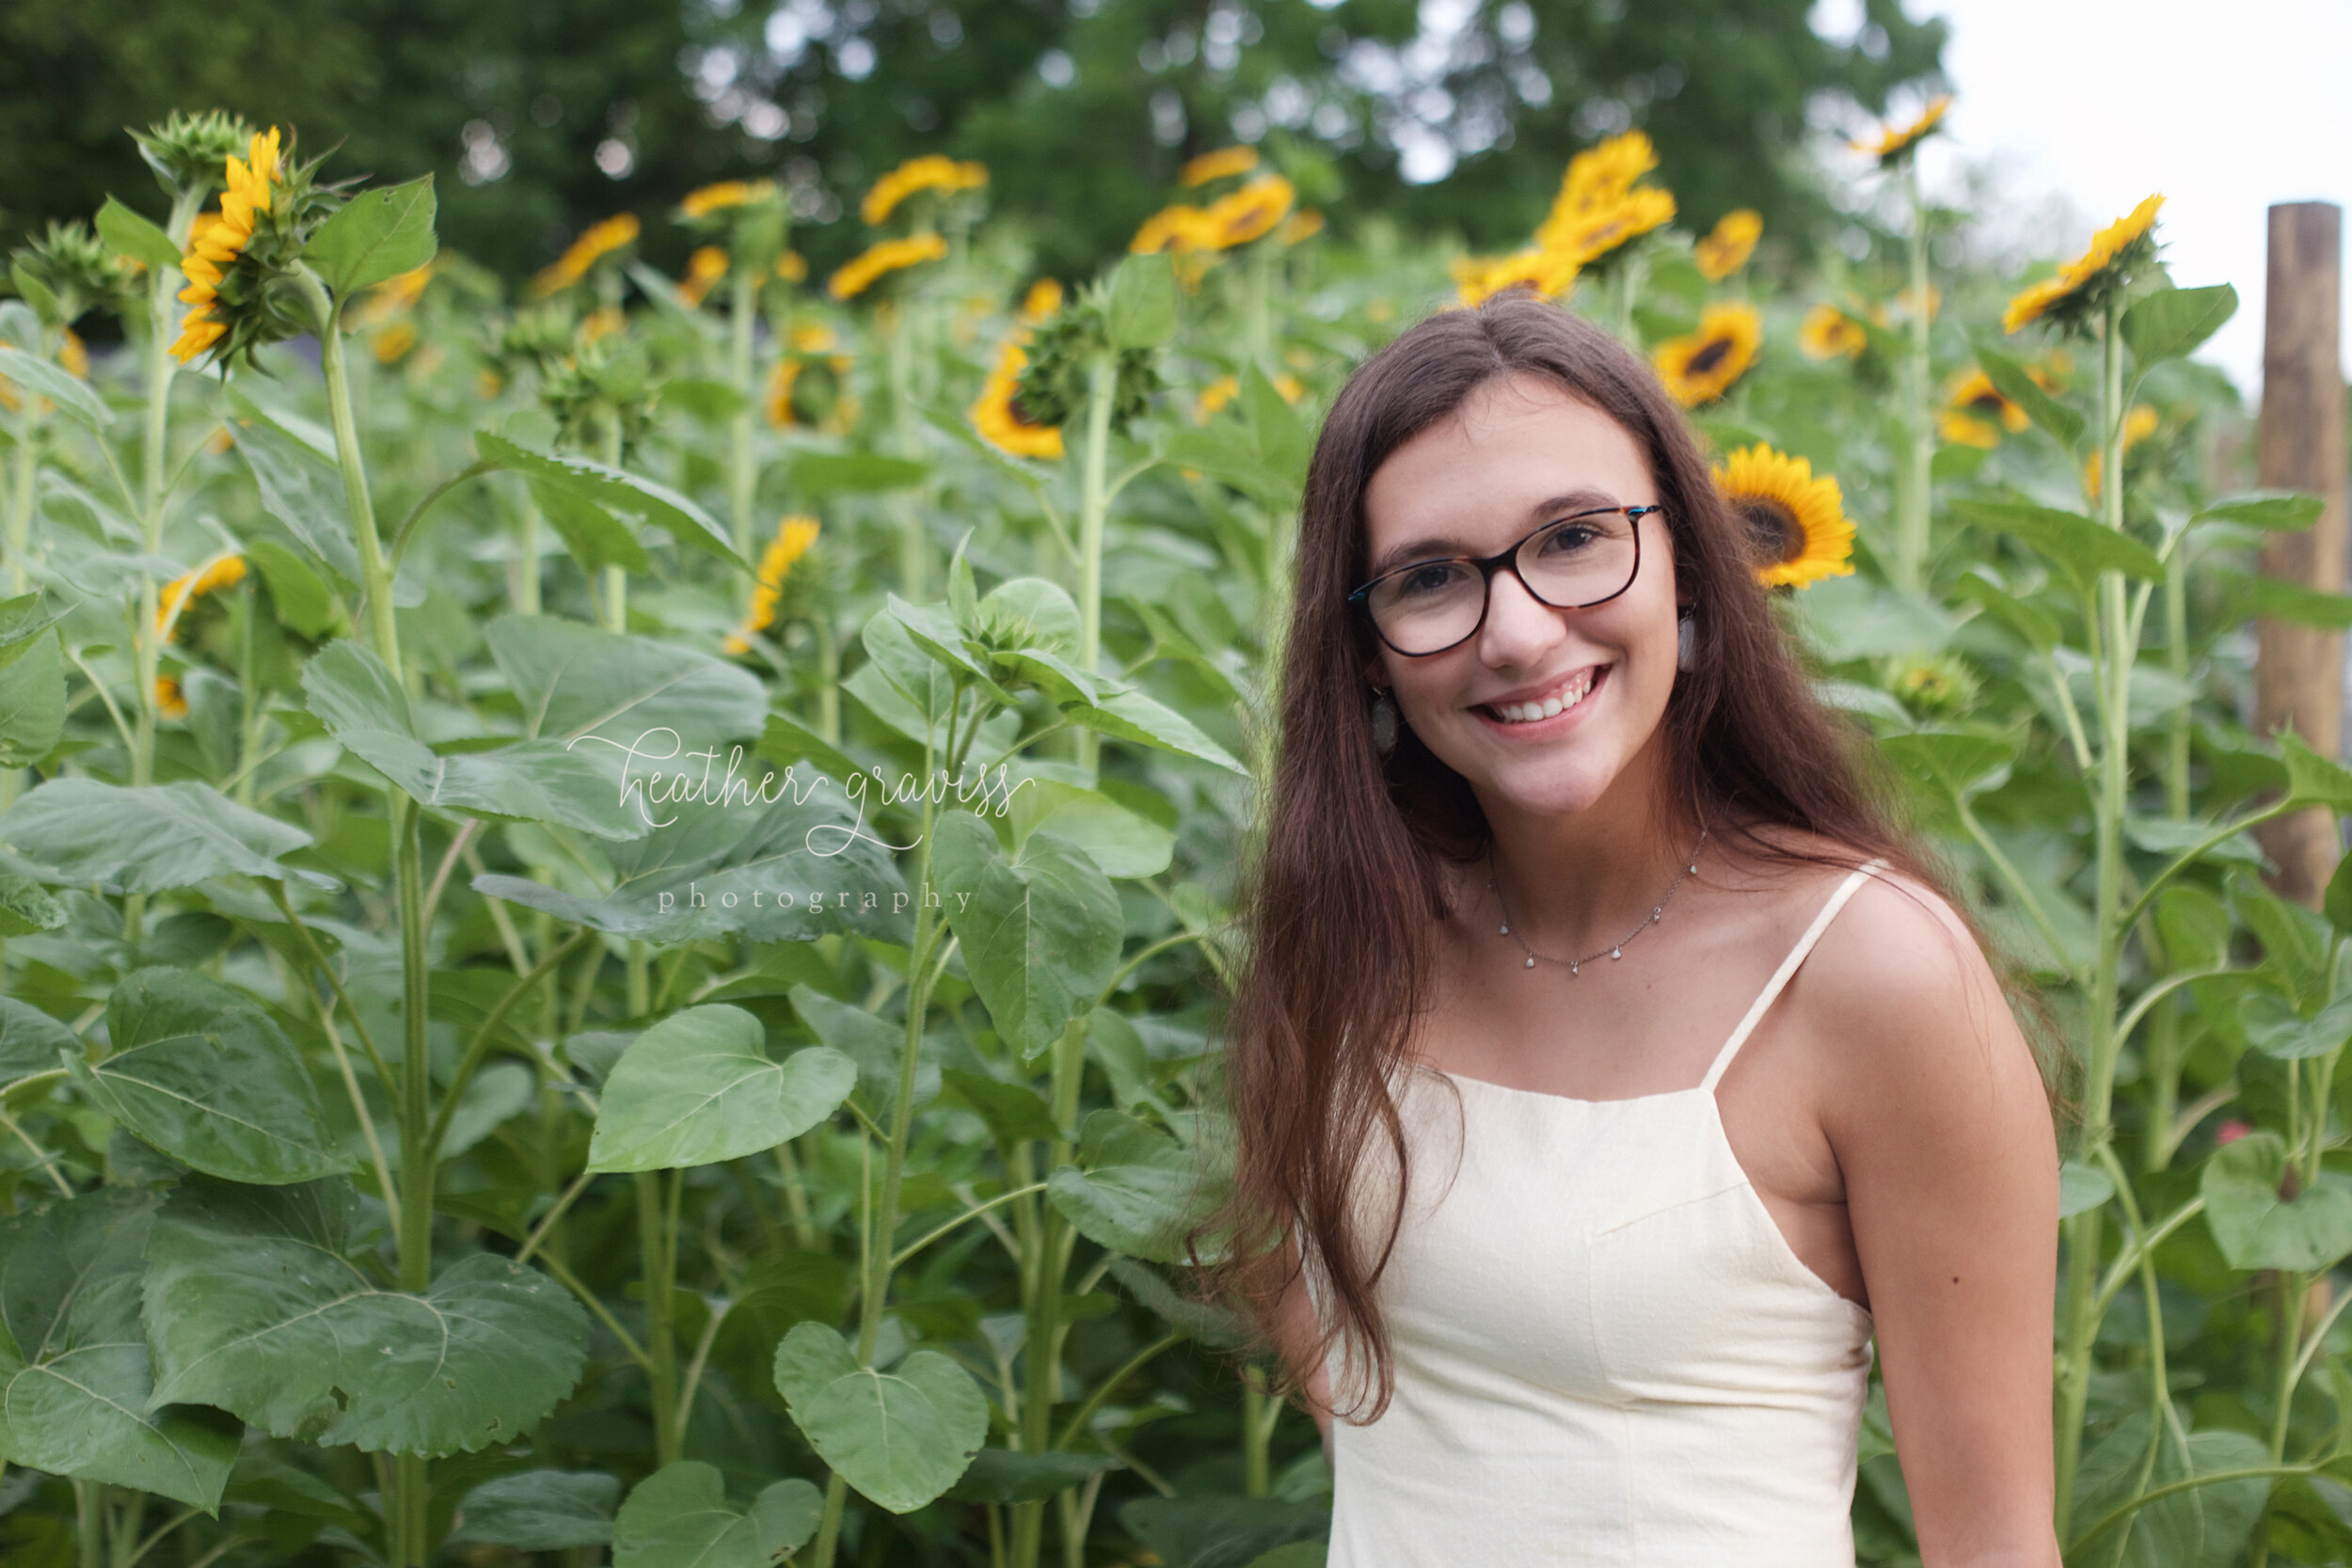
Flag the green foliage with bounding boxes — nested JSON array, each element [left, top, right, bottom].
[[772, 1323, 989, 1513]]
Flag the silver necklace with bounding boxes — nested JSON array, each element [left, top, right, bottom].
[[1487, 828, 1709, 975]]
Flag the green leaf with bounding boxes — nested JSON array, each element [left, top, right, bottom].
[[2216, 568, 2352, 628], [612, 1461, 821, 1568], [2058, 1160, 2115, 1219], [0, 347, 110, 429], [529, 478, 648, 576], [2239, 991, 2352, 1060], [94, 197, 183, 272], [1159, 429, 1298, 510], [1951, 499, 2163, 593], [1953, 570, 2059, 655], [485, 614, 767, 746], [2281, 731, 2352, 812], [587, 1005, 855, 1172], [2122, 816, 2265, 871], [787, 451, 930, 498], [1880, 727, 2018, 798], [0, 778, 329, 893], [143, 1179, 589, 1456], [2201, 1131, 2352, 1272], [474, 433, 742, 567], [1105, 253, 1179, 349], [8, 263, 58, 323], [67, 969, 341, 1185], [1119, 1496, 1330, 1568], [772, 1322, 988, 1513], [932, 815, 1123, 1063], [1068, 687, 1247, 775], [0, 996, 72, 1082], [2158, 884, 2234, 968], [303, 640, 649, 839], [0, 1190, 240, 1508], [979, 578, 1082, 652], [2327, 857, 2352, 939], [946, 1449, 1125, 1504], [789, 985, 934, 1114], [243, 540, 343, 639], [451, 1470, 619, 1550], [2070, 1412, 2267, 1568], [226, 394, 363, 581], [1105, 1257, 1249, 1348], [306, 175, 438, 298], [2195, 491, 2325, 531], [658, 377, 752, 423], [1009, 780, 1175, 879], [942, 1066, 1059, 1148], [1239, 365, 1311, 492], [1048, 1109, 1202, 1264], [0, 869, 65, 939], [1971, 343, 2085, 446], [2121, 283, 2237, 369], [0, 628, 64, 768]]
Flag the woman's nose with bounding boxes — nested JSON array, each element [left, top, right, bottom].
[[1475, 567, 1566, 666]]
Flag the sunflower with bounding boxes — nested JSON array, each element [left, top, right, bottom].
[[1179, 146, 1259, 187], [971, 340, 1064, 459], [828, 232, 948, 300], [1884, 652, 1980, 720], [156, 552, 247, 640], [677, 245, 731, 309], [1278, 208, 1326, 245], [1549, 187, 1677, 268], [1938, 369, 2029, 448], [2002, 194, 2165, 335], [1451, 247, 1581, 308], [1534, 131, 1672, 264], [1652, 302, 1762, 406], [1693, 210, 1762, 281], [767, 326, 856, 432], [1129, 202, 1218, 255], [532, 214, 642, 296], [58, 330, 88, 379], [861, 156, 987, 226], [171, 128, 282, 362], [724, 516, 822, 654], [680, 180, 776, 219], [372, 322, 419, 364], [2083, 404, 2162, 499], [776, 251, 808, 283], [1799, 304, 1867, 360], [358, 264, 432, 328], [1019, 277, 1064, 324], [155, 675, 190, 721], [1715, 445, 1854, 589], [1852, 96, 1951, 165], [1191, 370, 1303, 423], [1200, 174, 1296, 248]]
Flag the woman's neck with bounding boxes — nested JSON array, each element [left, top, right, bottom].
[[1477, 747, 1703, 957]]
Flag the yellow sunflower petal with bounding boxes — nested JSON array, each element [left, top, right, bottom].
[[1715, 444, 1855, 589]]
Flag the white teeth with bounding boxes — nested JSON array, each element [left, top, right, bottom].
[[1489, 670, 1599, 724]]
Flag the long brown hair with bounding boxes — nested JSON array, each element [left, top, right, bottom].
[[1206, 292, 1955, 1420]]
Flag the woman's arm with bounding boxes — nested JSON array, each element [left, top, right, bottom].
[[1268, 1237, 1336, 1456], [1811, 878, 2061, 1567]]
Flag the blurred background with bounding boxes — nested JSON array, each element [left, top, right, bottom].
[[3, 0, 2343, 388]]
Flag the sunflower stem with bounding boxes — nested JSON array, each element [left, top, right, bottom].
[[1075, 349, 1116, 781], [727, 261, 759, 604], [1895, 152, 1934, 594]]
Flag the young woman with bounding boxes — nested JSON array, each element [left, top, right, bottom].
[[1216, 294, 2059, 1565]]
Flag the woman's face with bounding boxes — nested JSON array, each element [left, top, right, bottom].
[[1359, 372, 1680, 826]]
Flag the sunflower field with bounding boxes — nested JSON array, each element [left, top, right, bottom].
[[2, 97, 2351, 1568]]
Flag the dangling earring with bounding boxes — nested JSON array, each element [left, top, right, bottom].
[[1676, 610, 1697, 672], [1370, 689, 1400, 754]]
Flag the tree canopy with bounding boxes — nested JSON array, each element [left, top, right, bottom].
[[0, 0, 1945, 283]]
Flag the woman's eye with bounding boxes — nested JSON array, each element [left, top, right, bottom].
[[1394, 563, 1466, 598], [1538, 525, 1600, 556]]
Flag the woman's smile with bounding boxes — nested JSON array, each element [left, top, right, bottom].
[[1473, 662, 1610, 731]]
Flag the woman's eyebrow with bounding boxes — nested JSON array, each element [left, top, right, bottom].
[[1364, 488, 1626, 578]]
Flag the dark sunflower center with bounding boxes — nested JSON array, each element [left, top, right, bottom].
[[1965, 391, 2004, 415], [1008, 390, 1046, 430], [1686, 336, 1733, 376], [1738, 498, 1804, 564]]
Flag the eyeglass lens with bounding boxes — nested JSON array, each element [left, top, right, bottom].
[[1364, 510, 1640, 656]]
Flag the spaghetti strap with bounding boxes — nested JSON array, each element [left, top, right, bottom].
[[1700, 859, 1888, 1093]]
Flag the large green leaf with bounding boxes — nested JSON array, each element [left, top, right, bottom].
[[0, 628, 63, 768], [470, 786, 904, 942], [1068, 688, 1247, 775], [0, 1190, 240, 1508], [1009, 780, 1175, 879], [95, 196, 183, 272], [68, 969, 341, 1185], [1879, 728, 2017, 799], [1048, 1109, 1201, 1264], [1119, 1496, 1330, 1568], [2281, 732, 2352, 812], [2238, 991, 2352, 1061], [302, 640, 647, 839], [772, 1322, 987, 1513], [2216, 568, 2352, 629], [2201, 1132, 2352, 1272], [612, 1461, 821, 1568], [2195, 492, 2325, 531], [0, 868, 65, 938], [588, 1006, 855, 1172], [2070, 1412, 2267, 1568], [946, 1449, 1125, 1504], [0, 348, 110, 430], [529, 478, 648, 576], [1970, 343, 2085, 446], [475, 433, 741, 567], [226, 393, 363, 582], [486, 614, 767, 749], [0, 997, 72, 1083], [1106, 253, 1178, 349], [450, 1470, 619, 1550], [306, 176, 437, 298], [932, 814, 1122, 1062], [0, 778, 329, 893], [143, 1179, 589, 1456], [1952, 499, 2163, 593], [2121, 283, 2237, 369], [787, 451, 930, 498], [790, 984, 935, 1112]]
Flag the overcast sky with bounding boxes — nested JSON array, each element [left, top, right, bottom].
[[1850, 0, 2352, 393]]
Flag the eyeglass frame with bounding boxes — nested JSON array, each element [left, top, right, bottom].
[[1346, 503, 1665, 657]]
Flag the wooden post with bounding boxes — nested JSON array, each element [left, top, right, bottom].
[[2255, 201, 2348, 907]]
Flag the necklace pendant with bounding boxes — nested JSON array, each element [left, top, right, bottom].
[[1499, 924, 1509, 936], [1525, 956, 1536, 970], [1568, 960, 1579, 977], [1611, 947, 1623, 959]]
